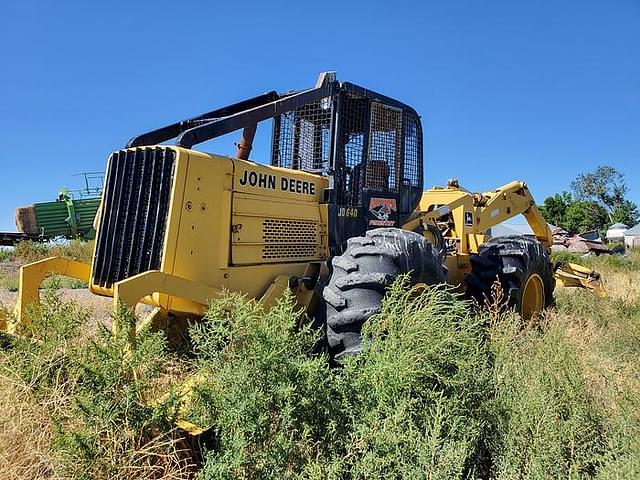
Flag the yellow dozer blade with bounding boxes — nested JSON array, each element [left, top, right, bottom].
[[0, 257, 92, 334], [554, 261, 605, 297]]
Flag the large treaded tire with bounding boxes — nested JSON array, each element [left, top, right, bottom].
[[465, 236, 555, 316], [323, 228, 447, 361]]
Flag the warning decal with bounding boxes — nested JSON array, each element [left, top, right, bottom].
[[368, 197, 397, 226]]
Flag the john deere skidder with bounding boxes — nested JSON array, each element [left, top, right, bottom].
[[1, 72, 602, 362]]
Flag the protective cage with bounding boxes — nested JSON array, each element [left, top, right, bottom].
[[125, 73, 423, 215], [270, 85, 423, 211]]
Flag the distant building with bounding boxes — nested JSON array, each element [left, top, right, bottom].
[[488, 223, 558, 239], [606, 223, 629, 243], [488, 223, 535, 238], [624, 224, 640, 249]]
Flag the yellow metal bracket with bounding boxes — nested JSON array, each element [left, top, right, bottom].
[[554, 262, 605, 297], [112, 270, 220, 345], [0, 257, 91, 334], [259, 275, 292, 309], [146, 372, 209, 436]]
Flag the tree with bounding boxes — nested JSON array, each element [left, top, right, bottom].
[[539, 192, 573, 227], [563, 201, 609, 234], [570, 166, 639, 225], [539, 194, 608, 234], [611, 200, 640, 227], [538, 166, 637, 233]]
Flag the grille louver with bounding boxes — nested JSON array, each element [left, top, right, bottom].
[[261, 219, 318, 259], [92, 147, 176, 289]]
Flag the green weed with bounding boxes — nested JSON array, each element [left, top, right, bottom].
[[186, 281, 494, 479], [588, 253, 640, 272], [0, 248, 13, 262], [50, 239, 95, 263], [13, 240, 50, 262], [551, 250, 585, 265], [0, 289, 192, 480], [52, 304, 186, 479], [489, 317, 607, 478], [0, 273, 19, 291], [9, 239, 94, 264]]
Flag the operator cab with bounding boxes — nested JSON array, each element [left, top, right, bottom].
[[270, 75, 423, 253]]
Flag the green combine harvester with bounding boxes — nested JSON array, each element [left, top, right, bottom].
[[7, 173, 103, 245]]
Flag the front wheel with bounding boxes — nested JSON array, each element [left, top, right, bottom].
[[323, 228, 447, 361]]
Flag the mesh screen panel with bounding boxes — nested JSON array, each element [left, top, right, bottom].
[[270, 85, 424, 211], [403, 112, 422, 188], [262, 219, 317, 244], [338, 93, 369, 206], [261, 219, 319, 260], [367, 102, 403, 192], [271, 98, 332, 174]]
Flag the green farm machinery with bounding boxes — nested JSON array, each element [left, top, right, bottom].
[[4, 173, 103, 246]]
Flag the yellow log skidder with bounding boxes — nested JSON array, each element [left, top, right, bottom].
[[0, 72, 603, 426]]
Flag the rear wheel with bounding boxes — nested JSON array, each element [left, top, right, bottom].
[[465, 236, 555, 319], [323, 228, 447, 361]]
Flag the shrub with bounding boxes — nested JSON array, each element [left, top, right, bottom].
[[338, 281, 495, 479], [551, 250, 585, 265], [186, 280, 495, 479], [1, 240, 94, 292], [185, 291, 344, 479], [0, 248, 13, 262], [10, 239, 94, 264], [0, 273, 19, 291], [13, 240, 50, 262], [52, 307, 192, 479], [42, 274, 88, 290], [50, 239, 95, 263]]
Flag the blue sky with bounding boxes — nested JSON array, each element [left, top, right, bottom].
[[1, 0, 639, 231]]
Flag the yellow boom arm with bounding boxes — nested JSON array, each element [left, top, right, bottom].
[[473, 181, 553, 248], [406, 179, 603, 295], [405, 180, 552, 249]]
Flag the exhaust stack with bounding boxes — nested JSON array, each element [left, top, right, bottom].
[[235, 123, 257, 160]]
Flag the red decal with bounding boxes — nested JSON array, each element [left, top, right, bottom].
[[368, 198, 397, 226]]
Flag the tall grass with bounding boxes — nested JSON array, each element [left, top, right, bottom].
[[9, 239, 94, 264], [0, 290, 194, 480], [489, 316, 607, 478], [552, 248, 640, 272]]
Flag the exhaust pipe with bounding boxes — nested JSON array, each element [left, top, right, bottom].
[[235, 123, 257, 160]]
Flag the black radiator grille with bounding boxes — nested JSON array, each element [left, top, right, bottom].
[[92, 147, 176, 289]]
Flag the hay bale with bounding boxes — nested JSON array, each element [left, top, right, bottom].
[[14, 205, 38, 234]]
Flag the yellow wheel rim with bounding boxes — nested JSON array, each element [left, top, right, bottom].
[[521, 273, 545, 320]]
